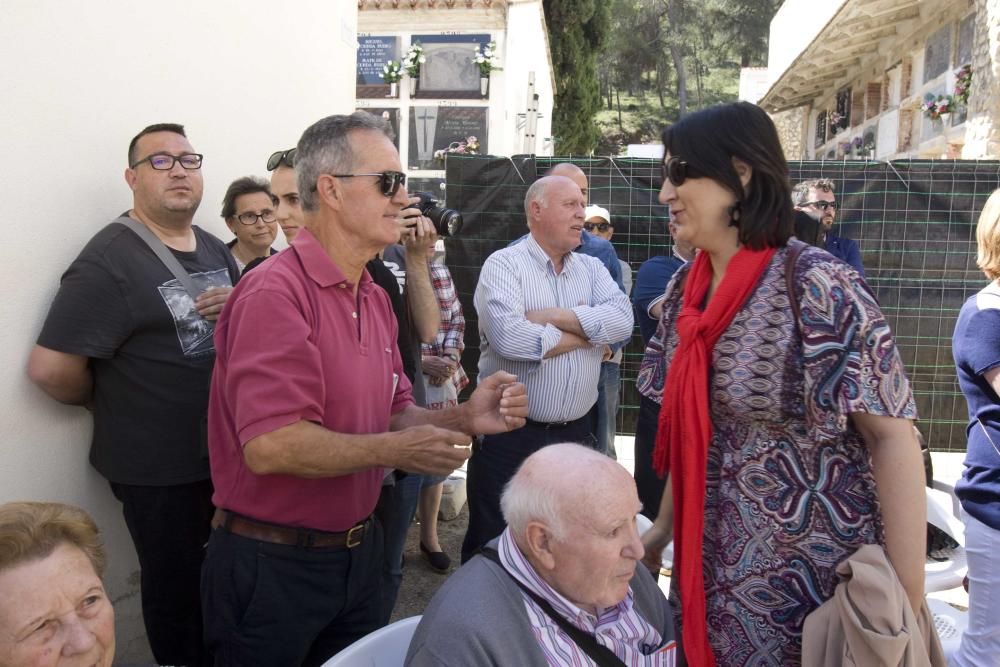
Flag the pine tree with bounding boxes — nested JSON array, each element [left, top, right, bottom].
[[543, 0, 611, 154]]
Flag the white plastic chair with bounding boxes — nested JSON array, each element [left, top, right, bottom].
[[925, 482, 968, 593], [926, 598, 969, 660], [635, 513, 673, 570], [322, 615, 421, 666]]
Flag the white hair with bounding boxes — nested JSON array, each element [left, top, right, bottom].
[[500, 459, 567, 541], [523, 177, 555, 221]]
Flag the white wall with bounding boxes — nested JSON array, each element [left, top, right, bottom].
[[767, 0, 846, 87], [0, 1, 357, 661], [504, 0, 555, 155]]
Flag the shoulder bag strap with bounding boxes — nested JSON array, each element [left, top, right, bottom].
[[479, 548, 627, 667], [785, 240, 807, 335], [118, 216, 201, 300]]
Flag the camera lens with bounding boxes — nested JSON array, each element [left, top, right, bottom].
[[427, 207, 463, 237]]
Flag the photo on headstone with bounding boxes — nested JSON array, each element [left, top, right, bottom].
[[411, 34, 490, 99], [408, 106, 488, 171], [356, 108, 400, 150], [356, 35, 399, 98]]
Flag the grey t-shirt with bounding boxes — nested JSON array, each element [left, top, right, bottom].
[[37, 219, 239, 485]]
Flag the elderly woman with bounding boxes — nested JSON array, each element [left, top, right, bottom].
[[221, 176, 279, 272], [950, 189, 1000, 666], [0, 502, 114, 667], [637, 102, 926, 666]]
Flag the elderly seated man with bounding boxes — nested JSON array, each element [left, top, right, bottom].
[[406, 443, 677, 666]]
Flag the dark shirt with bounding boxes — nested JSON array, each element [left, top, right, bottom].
[[952, 287, 1000, 531], [825, 232, 864, 276], [37, 220, 239, 485], [633, 255, 684, 345], [369, 249, 426, 407]]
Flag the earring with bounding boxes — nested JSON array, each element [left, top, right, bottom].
[[728, 202, 742, 227]]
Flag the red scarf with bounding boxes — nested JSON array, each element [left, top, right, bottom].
[[653, 246, 776, 667]]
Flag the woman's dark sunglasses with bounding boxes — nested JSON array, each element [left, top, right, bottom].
[[267, 148, 297, 171], [661, 156, 703, 187], [330, 171, 407, 197]]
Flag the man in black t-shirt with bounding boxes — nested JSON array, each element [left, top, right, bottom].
[[27, 123, 238, 667]]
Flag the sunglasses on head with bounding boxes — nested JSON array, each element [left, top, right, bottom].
[[327, 171, 407, 197], [267, 148, 297, 171], [801, 200, 838, 211], [583, 222, 610, 233], [660, 156, 704, 187]]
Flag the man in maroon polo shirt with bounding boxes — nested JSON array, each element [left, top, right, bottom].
[[200, 112, 528, 667]]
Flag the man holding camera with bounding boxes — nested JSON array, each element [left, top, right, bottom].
[[202, 112, 528, 666], [28, 123, 238, 666]]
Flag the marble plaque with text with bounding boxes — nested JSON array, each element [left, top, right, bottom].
[[357, 35, 398, 98], [408, 106, 488, 171]]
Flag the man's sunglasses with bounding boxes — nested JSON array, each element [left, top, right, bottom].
[[584, 222, 611, 233], [801, 200, 838, 211], [330, 171, 407, 197], [267, 148, 297, 171], [660, 156, 703, 187]]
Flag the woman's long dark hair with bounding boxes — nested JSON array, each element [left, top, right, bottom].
[[661, 102, 793, 250]]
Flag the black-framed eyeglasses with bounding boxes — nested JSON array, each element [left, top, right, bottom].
[[584, 222, 611, 233], [660, 156, 703, 187], [801, 200, 838, 211], [267, 148, 297, 171], [235, 210, 277, 226], [330, 171, 407, 197], [130, 153, 203, 170]]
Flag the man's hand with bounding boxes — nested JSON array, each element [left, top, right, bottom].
[[195, 286, 233, 321], [524, 307, 561, 326], [391, 424, 472, 476], [400, 198, 438, 255], [525, 307, 586, 337], [461, 371, 528, 434], [601, 345, 613, 362], [422, 355, 456, 380]]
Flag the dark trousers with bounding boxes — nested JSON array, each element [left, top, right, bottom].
[[201, 519, 383, 667], [374, 475, 419, 624], [110, 479, 214, 667], [460, 406, 597, 563], [634, 394, 667, 521]]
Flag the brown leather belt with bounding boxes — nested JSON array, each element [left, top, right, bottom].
[[212, 509, 368, 549]]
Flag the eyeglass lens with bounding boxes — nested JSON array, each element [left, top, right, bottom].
[[661, 157, 690, 187], [584, 222, 610, 232], [147, 154, 203, 170], [378, 171, 406, 197], [237, 210, 277, 225]]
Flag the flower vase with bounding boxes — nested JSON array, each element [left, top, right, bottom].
[[939, 112, 951, 126], [868, 149, 875, 160], [408, 78, 417, 96], [389, 82, 397, 98], [480, 75, 489, 97]]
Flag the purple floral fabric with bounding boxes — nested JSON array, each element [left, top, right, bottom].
[[639, 246, 916, 665]]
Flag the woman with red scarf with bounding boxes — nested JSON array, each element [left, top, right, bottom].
[[636, 102, 927, 666]]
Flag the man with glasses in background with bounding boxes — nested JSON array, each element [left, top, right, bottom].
[[792, 178, 864, 275], [202, 112, 528, 665], [27, 123, 239, 666]]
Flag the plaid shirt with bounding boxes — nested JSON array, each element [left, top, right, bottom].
[[422, 261, 469, 392]]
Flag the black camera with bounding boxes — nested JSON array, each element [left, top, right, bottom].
[[408, 191, 463, 237]]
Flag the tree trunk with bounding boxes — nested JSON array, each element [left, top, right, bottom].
[[656, 61, 667, 110], [666, 0, 687, 116], [616, 87, 624, 132]]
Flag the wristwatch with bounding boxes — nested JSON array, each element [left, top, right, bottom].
[[443, 352, 459, 362]]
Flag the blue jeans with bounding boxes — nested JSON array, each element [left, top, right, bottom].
[[596, 360, 621, 458]]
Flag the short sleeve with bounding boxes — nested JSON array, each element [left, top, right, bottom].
[[37, 251, 132, 359], [959, 305, 1000, 376], [799, 259, 916, 439], [223, 287, 327, 444]]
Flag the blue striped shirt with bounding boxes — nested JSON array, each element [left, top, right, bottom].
[[475, 234, 633, 422], [498, 528, 677, 666]]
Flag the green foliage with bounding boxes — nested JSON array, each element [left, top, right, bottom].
[[543, 0, 611, 154]]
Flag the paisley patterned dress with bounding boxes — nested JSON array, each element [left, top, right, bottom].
[[637, 245, 916, 666]]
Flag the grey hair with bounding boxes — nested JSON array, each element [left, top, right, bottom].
[[791, 178, 836, 206], [523, 177, 555, 221], [500, 464, 568, 541], [295, 112, 393, 212]]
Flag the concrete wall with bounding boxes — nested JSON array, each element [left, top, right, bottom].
[[766, 0, 845, 88], [0, 2, 357, 661]]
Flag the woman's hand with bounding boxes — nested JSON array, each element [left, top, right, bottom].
[[641, 520, 672, 574]]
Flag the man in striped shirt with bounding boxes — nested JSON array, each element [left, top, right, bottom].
[[461, 175, 634, 562], [407, 443, 677, 666]]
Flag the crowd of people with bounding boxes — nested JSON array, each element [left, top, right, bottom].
[[4, 100, 997, 666]]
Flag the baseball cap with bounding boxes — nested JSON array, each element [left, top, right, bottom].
[[584, 204, 610, 223]]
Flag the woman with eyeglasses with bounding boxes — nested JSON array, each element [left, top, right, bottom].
[[220, 176, 279, 273], [950, 189, 1000, 667], [636, 102, 929, 666]]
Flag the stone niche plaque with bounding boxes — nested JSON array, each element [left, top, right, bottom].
[[356, 35, 399, 98], [408, 106, 488, 171], [355, 108, 400, 149], [411, 34, 490, 99]]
